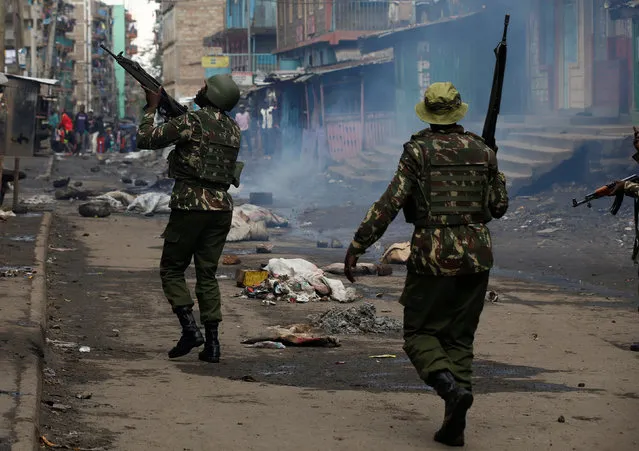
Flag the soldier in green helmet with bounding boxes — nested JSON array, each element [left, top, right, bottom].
[[137, 74, 243, 363], [344, 82, 509, 446]]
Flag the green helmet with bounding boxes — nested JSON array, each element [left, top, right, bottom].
[[205, 74, 240, 111]]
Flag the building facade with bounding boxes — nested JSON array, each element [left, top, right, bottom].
[[202, 0, 278, 87], [156, 0, 225, 100]]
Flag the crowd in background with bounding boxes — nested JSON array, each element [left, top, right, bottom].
[[47, 105, 137, 155]]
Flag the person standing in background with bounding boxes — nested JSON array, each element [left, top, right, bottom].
[[235, 105, 250, 155], [74, 105, 89, 153]]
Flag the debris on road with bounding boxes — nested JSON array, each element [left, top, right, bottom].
[[264, 258, 359, 303], [310, 303, 402, 334], [75, 392, 93, 400], [126, 193, 170, 215], [222, 254, 241, 265], [382, 242, 410, 264], [323, 262, 376, 275], [256, 243, 273, 254], [52, 177, 70, 188], [236, 269, 269, 288], [55, 187, 97, 201], [79, 346, 91, 353], [241, 324, 340, 348], [245, 341, 286, 349], [78, 202, 111, 218], [0, 209, 16, 221], [485, 291, 499, 303], [369, 354, 396, 359], [227, 204, 289, 242]]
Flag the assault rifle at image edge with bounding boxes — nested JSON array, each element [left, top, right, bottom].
[[100, 45, 187, 119], [481, 14, 510, 153], [572, 174, 639, 213]]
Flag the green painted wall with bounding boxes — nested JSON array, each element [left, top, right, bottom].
[[112, 5, 126, 119]]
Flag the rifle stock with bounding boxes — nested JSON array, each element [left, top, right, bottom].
[[481, 14, 510, 153], [100, 45, 187, 119]]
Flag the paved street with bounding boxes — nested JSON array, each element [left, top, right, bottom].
[[1, 153, 638, 450]]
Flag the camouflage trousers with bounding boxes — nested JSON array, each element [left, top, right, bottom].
[[160, 209, 233, 324], [400, 270, 490, 391]]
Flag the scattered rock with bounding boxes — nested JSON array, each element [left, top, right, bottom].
[[376, 264, 393, 277], [134, 179, 149, 187], [90, 166, 100, 173], [557, 415, 565, 423], [55, 187, 96, 200], [222, 254, 241, 265], [51, 403, 71, 412], [256, 244, 273, 254], [121, 177, 132, 184], [310, 303, 402, 335], [12, 205, 28, 215], [78, 202, 111, 218], [577, 383, 585, 388], [52, 177, 70, 188], [382, 242, 410, 264], [74, 181, 83, 187], [485, 291, 499, 303], [537, 227, 560, 235], [630, 343, 639, 352], [75, 392, 92, 400]]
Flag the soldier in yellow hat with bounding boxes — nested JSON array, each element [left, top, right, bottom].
[[345, 82, 509, 446]]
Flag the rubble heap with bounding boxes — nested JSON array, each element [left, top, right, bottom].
[[310, 303, 402, 334]]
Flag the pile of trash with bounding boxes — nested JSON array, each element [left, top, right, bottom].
[[0, 210, 16, 221], [240, 258, 359, 304], [310, 302, 403, 334], [227, 204, 289, 242]]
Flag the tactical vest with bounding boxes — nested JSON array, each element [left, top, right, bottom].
[[403, 130, 494, 227], [168, 108, 243, 188]]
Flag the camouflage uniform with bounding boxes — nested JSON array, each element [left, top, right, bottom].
[[137, 106, 241, 325], [348, 125, 509, 390]]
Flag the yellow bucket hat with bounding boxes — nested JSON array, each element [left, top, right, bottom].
[[415, 82, 469, 125]]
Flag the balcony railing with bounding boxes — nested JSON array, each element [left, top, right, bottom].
[[227, 0, 276, 29], [226, 53, 277, 74], [331, 0, 394, 32]]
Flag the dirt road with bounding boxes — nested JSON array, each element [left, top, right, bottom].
[[37, 204, 639, 450], [0, 153, 634, 450]]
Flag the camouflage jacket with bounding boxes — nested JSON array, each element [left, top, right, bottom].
[[348, 126, 509, 276], [624, 181, 639, 197], [137, 107, 240, 211]]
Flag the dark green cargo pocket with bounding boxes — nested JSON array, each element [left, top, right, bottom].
[[162, 228, 180, 243]]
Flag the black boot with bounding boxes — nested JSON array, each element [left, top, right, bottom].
[[428, 370, 474, 447], [198, 321, 220, 363], [168, 306, 204, 359]]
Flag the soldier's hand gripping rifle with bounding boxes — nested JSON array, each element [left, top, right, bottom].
[[100, 45, 187, 119], [482, 14, 510, 153], [572, 174, 639, 214]]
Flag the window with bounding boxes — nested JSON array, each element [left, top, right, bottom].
[[289, 0, 293, 23], [298, 0, 303, 19], [319, 0, 324, 10]]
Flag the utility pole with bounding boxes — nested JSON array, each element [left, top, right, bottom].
[[87, 0, 92, 110], [44, 0, 60, 79], [0, 0, 6, 183], [30, 1, 37, 77], [246, 0, 252, 73]]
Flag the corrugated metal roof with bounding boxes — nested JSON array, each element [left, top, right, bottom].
[[312, 54, 393, 75], [363, 11, 482, 41], [294, 74, 316, 83], [5, 74, 59, 86]]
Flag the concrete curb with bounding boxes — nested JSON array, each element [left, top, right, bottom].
[[11, 212, 52, 451]]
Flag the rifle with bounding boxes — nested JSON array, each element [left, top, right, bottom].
[[572, 174, 639, 214], [100, 45, 187, 119], [482, 14, 510, 153]]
